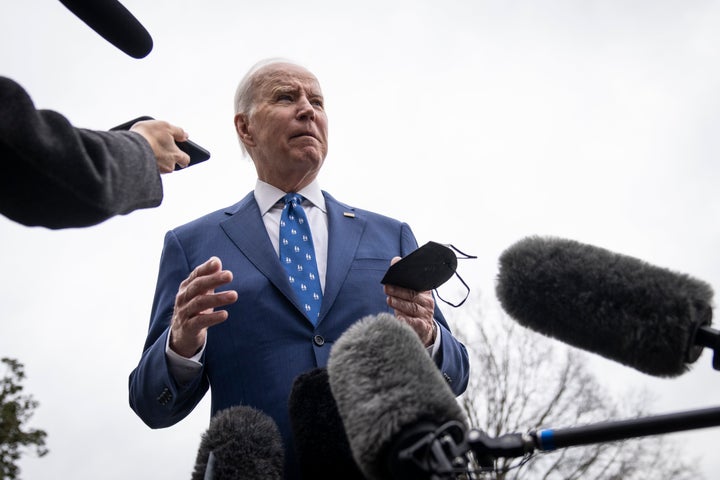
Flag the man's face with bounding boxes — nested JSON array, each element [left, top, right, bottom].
[[238, 63, 329, 190]]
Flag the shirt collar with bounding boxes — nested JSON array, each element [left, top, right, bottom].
[[254, 179, 326, 215]]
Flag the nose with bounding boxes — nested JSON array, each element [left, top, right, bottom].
[[296, 95, 315, 121]]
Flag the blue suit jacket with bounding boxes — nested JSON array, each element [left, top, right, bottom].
[[129, 190, 470, 478]]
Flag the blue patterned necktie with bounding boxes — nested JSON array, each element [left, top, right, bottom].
[[279, 193, 323, 324]]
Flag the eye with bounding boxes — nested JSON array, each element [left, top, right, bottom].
[[276, 93, 294, 102], [311, 98, 324, 108]]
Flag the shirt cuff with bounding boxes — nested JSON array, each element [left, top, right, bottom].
[[165, 332, 205, 385], [427, 320, 442, 359]]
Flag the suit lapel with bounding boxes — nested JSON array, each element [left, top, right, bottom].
[[318, 192, 366, 323], [219, 193, 302, 311]]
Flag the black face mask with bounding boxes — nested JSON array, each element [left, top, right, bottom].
[[381, 241, 476, 308]]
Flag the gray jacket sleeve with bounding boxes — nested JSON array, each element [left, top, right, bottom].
[[0, 76, 163, 229]]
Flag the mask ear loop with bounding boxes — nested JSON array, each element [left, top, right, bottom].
[[435, 270, 471, 308], [435, 244, 477, 308]]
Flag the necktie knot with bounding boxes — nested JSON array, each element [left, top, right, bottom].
[[283, 193, 303, 207]]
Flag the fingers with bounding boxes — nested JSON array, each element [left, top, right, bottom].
[[176, 289, 238, 327], [178, 257, 237, 314], [179, 256, 226, 293], [168, 123, 190, 143], [386, 256, 435, 318], [171, 152, 190, 171], [384, 283, 437, 346], [130, 119, 191, 172], [170, 257, 238, 357], [166, 124, 191, 170], [384, 284, 435, 317]]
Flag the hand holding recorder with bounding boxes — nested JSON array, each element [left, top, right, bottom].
[[112, 115, 210, 172]]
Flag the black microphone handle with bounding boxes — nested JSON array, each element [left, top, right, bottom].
[[466, 406, 720, 460], [534, 406, 720, 451]]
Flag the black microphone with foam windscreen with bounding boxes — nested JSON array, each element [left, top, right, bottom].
[[288, 367, 365, 479], [191, 405, 284, 480], [495, 235, 717, 377], [58, 0, 153, 58], [327, 313, 469, 480]]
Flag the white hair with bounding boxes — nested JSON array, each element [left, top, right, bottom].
[[233, 57, 302, 156]]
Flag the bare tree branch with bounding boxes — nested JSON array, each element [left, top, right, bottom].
[[448, 296, 705, 480]]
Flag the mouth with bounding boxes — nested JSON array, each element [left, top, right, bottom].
[[290, 131, 317, 140]]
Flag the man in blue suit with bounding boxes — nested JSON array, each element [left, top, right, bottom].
[[128, 59, 470, 478]]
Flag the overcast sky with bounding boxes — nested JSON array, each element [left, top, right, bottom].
[[2, 0, 720, 478]]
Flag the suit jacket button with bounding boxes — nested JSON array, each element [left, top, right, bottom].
[[313, 335, 325, 346], [157, 388, 172, 405]]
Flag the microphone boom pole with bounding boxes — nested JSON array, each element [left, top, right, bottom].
[[533, 405, 720, 451], [466, 405, 720, 461]]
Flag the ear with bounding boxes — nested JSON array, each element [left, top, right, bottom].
[[234, 113, 256, 148]]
